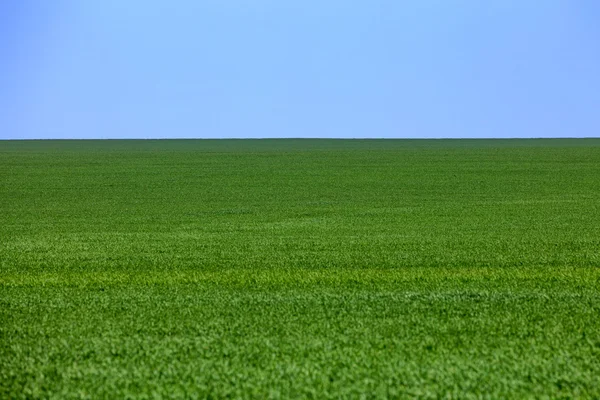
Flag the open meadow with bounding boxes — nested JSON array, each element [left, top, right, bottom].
[[1, 139, 600, 398]]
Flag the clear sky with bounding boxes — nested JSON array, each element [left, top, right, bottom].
[[1, 1, 599, 139]]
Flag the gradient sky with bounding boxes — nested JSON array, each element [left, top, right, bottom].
[[1, 1, 599, 139]]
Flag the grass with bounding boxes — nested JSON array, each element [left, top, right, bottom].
[[1, 138, 600, 398]]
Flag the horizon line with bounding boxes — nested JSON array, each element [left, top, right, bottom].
[[2, 137, 600, 141]]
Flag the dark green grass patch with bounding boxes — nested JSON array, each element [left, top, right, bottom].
[[1, 139, 600, 398]]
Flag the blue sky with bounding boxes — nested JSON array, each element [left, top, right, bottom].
[[1, 1, 599, 139]]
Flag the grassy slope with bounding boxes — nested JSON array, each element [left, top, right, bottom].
[[1, 139, 600, 398]]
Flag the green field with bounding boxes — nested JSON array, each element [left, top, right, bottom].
[[1, 139, 600, 398]]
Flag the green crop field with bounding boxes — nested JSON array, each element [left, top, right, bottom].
[[1, 139, 600, 399]]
